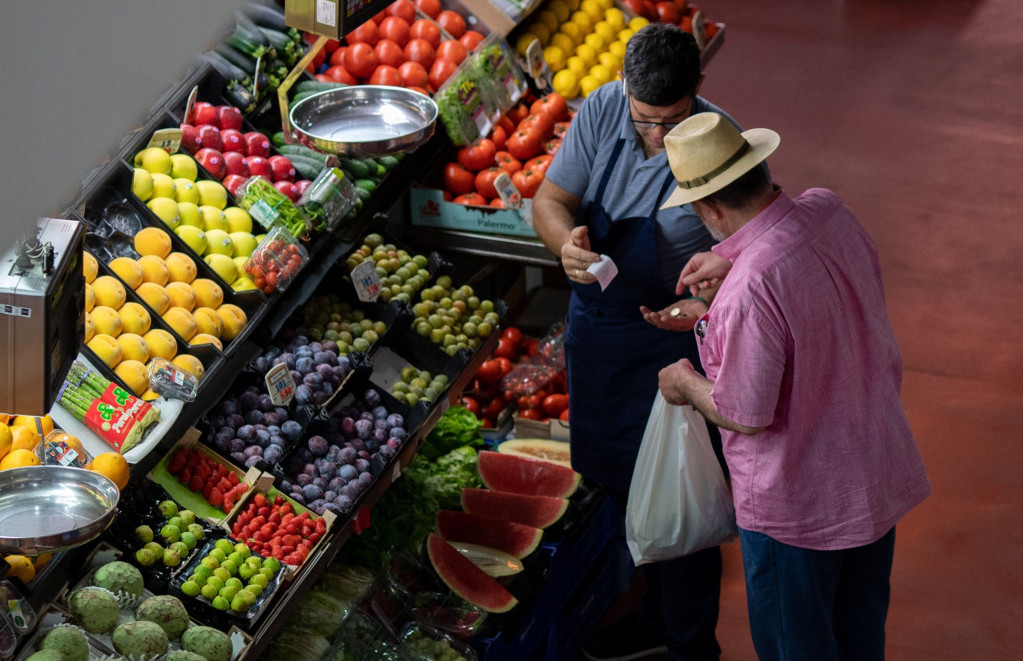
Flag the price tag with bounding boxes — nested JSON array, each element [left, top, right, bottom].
[[392, 461, 402, 481], [351, 260, 383, 302], [456, 77, 493, 139], [494, 172, 523, 210], [146, 128, 183, 154], [525, 39, 544, 79], [265, 362, 296, 406], [183, 85, 199, 124], [692, 10, 707, 50], [248, 198, 279, 229]]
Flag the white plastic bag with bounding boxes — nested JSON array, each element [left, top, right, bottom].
[[625, 392, 738, 565]]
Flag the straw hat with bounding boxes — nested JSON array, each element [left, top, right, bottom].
[[660, 112, 780, 209]]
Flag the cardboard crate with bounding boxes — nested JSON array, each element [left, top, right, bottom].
[[511, 415, 569, 441], [409, 188, 538, 238]]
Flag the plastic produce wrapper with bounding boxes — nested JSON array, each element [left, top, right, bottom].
[[498, 322, 565, 397], [625, 393, 737, 564]]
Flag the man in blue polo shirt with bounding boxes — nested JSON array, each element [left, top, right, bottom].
[[533, 23, 738, 661]]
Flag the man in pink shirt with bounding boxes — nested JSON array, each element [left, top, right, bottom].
[[651, 113, 931, 660]]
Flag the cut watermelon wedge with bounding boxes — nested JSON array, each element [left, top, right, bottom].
[[427, 534, 518, 613], [436, 510, 543, 559], [461, 487, 569, 529], [477, 450, 582, 497]]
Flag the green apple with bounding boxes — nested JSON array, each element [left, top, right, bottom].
[[204, 253, 238, 284], [203, 229, 234, 257], [224, 206, 253, 233], [170, 152, 198, 180], [199, 205, 228, 232], [231, 275, 257, 292], [134, 146, 173, 175], [195, 179, 228, 209], [150, 172, 177, 199], [132, 167, 154, 202], [229, 232, 258, 257], [174, 178, 200, 204], [175, 225, 207, 255]]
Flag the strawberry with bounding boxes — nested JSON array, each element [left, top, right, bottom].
[[209, 487, 224, 506], [189, 475, 204, 492]]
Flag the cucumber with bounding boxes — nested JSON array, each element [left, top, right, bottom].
[[201, 51, 251, 88], [290, 89, 325, 105], [243, 3, 290, 33], [289, 154, 328, 180], [340, 158, 370, 178], [271, 131, 287, 148], [353, 187, 372, 202], [354, 179, 377, 194], [376, 155, 400, 171], [296, 80, 348, 94], [277, 144, 330, 164]]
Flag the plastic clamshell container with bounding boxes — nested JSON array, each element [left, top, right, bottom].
[[400, 622, 478, 661], [242, 225, 309, 294]]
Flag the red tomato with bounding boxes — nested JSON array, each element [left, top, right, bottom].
[[404, 38, 436, 68], [372, 9, 388, 24], [542, 393, 569, 417], [369, 64, 402, 86], [305, 46, 326, 73], [491, 125, 507, 151], [460, 30, 485, 52], [495, 151, 522, 173], [493, 337, 517, 359], [497, 114, 516, 134], [481, 416, 495, 428], [559, 407, 570, 422], [512, 167, 544, 198], [397, 60, 429, 88], [530, 93, 569, 122], [489, 197, 507, 208], [374, 39, 406, 68], [386, 0, 417, 23], [460, 395, 481, 416], [378, 16, 411, 47], [544, 138, 563, 155], [525, 154, 553, 174], [655, 1, 680, 24], [453, 192, 488, 205], [506, 104, 529, 125], [519, 111, 555, 139], [475, 359, 503, 385], [347, 20, 379, 46], [554, 120, 571, 139], [475, 166, 503, 199], [494, 356, 513, 375], [409, 19, 442, 49], [457, 138, 497, 171], [415, 0, 442, 19], [506, 129, 543, 161], [435, 39, 468, 65], [502, 326, 523, 346], [436, 10, 466, 38], [443, 161, 475, 195], [345, 42, 378, 78], [326, 64, 357, 84], [518, 408, 544, 421], [523, 337, 539, 356], [329, 46, 347, 67], [622, 0, 645, 18], [428, 57, 459, 90]]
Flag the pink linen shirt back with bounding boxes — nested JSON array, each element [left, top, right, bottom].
[[701, 188, 930, 550]]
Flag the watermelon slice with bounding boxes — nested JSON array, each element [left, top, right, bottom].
[[477, 450, 582, 497], [461, 487, 569, 529], [497, 438, 572, 467], [436, 510, 543, 559], [426, 533, 518, 613]]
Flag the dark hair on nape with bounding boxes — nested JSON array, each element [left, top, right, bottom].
[[623, 23, 701, 106], [703, 162, 773, 209]]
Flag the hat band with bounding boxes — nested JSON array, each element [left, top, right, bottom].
[[677, 140, 752, 189]]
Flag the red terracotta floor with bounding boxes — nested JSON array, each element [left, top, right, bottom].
[[573, 0, 1023, 658]]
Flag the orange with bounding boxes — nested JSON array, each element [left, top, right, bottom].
[[11, 414, 53, 437], [9, 426, 39, 451], [0, 448, 40, 470], [0, 422, 11, 461], [45, 431, 87, 461], [33, 553, 53, 569], [88, 452, 130, 490], [2, 555, 35, 584]]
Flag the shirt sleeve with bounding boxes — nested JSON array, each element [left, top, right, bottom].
[[544, 84, 611, 196]]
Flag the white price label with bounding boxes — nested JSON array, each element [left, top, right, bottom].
[[692, 10, 707, 50], [351, 260, 383, 302], [265, 362, 297, 406], [183, 85, 199, 124], [316, 0, 337, 27], [147, 128, 183, 154], [494, 172, 523, 210]]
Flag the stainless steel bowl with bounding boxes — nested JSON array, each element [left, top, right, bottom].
[[0, 465, 120, 555], [289, 85, 438, 157]]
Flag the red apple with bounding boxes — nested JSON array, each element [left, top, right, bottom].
[[243, 131, 271, 158], [294, 179, 313, 197], [223, 151, 248, 177], [273, 180, 300, 202], [195, 147, 226, 180], [220, 129, 245, 154], [191, 101, 218, 127], [245, 155, 272, 179], [179, 123, 202, 153], [217, 105, 243, 131], [196, 124, 222, 152], [268, 155, 296, 182], [222, 174, 248, 197]]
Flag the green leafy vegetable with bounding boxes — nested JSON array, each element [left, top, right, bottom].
[[421, 406, 483, 460]]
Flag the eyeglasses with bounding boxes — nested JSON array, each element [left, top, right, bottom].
[[627, 95, 693, 132]]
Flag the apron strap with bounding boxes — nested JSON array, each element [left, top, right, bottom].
[[649, 168, 678, 220], [593, 139, 626, 208]]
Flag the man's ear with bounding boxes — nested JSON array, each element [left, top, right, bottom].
[[692, 198, 719, 221], [693, 73, 706, 96]]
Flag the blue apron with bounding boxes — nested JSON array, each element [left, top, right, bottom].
[[564, 139, 703, 494]]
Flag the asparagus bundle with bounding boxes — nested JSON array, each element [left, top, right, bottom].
[[57, 360, 161, 452]]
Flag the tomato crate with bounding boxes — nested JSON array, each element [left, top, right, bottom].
[[409, 187, 538, 238]]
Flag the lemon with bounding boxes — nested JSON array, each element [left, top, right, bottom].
[[515, 32, 541, 56], [618, 28, 635, 43], [177, 201, 202, 229], [543, 45, 567, 72], [628, 16, 649, 31], [598, 51, 622, 71], [579, 74, 602, 98], [574, 43, 598, 67], [593, 20, 617, 45], [223, 207, 252, 234], [570, 11, 593, 34], [594, 0, 613, 9], [527, 21, 551, 45], [548, 0, 571, 23], [608, 40, 628, 60], [552, 69, 581, 99], [134, 147, 172, 175], [196, 180, 228, 210], [584, 32, 606, 53], [550, 32, 576, 56], [169, 153, 198, 181], [580, 0, 603, 21], [559, 22, 583, 45], [535, 10, 559, 34], [589, 64, 613, 84], [566, 55, 588, 77], [604, 8, 626, 31], [0, 423, 12, 462]]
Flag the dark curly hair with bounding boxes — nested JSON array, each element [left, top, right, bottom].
[[623, 23, 701, 106]]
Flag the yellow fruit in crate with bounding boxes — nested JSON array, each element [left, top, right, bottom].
[[88, 334, 123, 368], [527, 21, 551, 45], [192, 307, 224, 338], [231, 276, 257, 293], [135, 227, 173, 259], [229, 232, 258, 259], [223, 207, 253, 234], [583, 32, 606, 53], [574, 42, 597, 67], [163, 307, 197, 341], [0, 449, 40, 471], [131, 168, 154, 202], [150, 173, 177, 200], [9, 426, 39, 452], [135, 282, 170, 316], [199, 206, 229, 232], [190, 333, 223, 351], [543, 45, 566, 72], [548, 0, 571, 23], [565, 56, 588, 78], [109, 257, 143, 290], [84, 284, 95, 312], [92, 275, 127, 309], [580, 0, 603, 21], [608, 39, 627, 60], [164, 281, 197, 312], [117, 333, 151, 363], [174, 178, 200, 205], [134, 147, 172, 175], [549, 32, 576, 57], [598, 51, 621, 73], [604, 8, 626, 31], [88, 452, 130, 490], [33, 554, 53, 570], [1, 555, 36, 583], [628, 16, 649, 31], [594, 0, 613, 9], [177, 201, 203, 229], [203, 253, 238, 284], [137, 255, 169, 286], [172, 354, 205, 380], [617, 28, 635, 43], [118, 302, 152, 336], [90, 305, 122, 337], [552, 69, 581, 99], [0, 423, 11, 461], [143, 329, 178, 360], [196, 180, 228, 210], [515, 32, 541, 56], [589, 63, 613, 84], [559, 22, 582, 45], [114, 359, 150, 396], [570, 11, 593, 34], [175, 225, 208, 256], [165, 252, 197, 283], [84, 312, 95, 343], [170, 153, 199, 181], [204, 229, 234, 256], [593, 20, 616, 45], [216, 304, 247, 341], [147, 197, 180, 230], [191, 278, 224, 309], [579, 74, 602, 98], [83, 250, 98, 283]]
